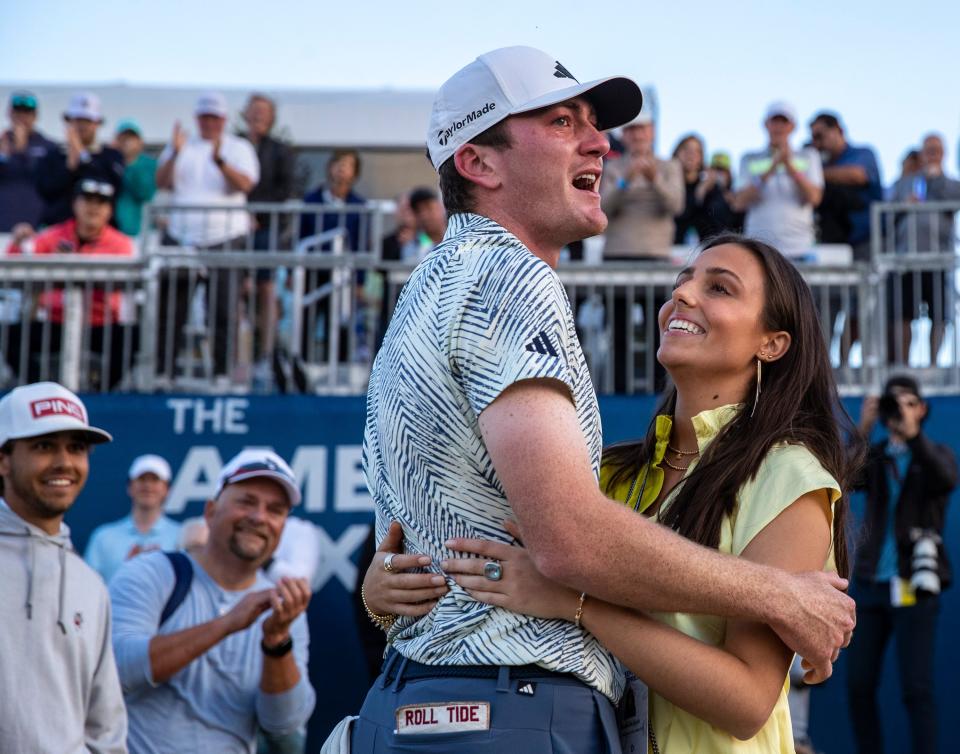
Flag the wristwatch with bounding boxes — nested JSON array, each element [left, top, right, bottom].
[[214, 154, 225, 168], [261, 636, 293, 657]]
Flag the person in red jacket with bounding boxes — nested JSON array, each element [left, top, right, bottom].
[[4, 180, 136, 388]]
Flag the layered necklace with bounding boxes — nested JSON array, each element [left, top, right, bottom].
[[663, 440, 699, 471]]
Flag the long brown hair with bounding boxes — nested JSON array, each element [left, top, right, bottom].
[[603, 234, 862, 576]]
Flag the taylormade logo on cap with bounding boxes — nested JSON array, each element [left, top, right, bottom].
[[437, 102, 497, 146], [426, 46, 643, 171]]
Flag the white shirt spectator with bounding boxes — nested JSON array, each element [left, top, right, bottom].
[[159, 134, 259, 247], [737, 146, 823, 255]]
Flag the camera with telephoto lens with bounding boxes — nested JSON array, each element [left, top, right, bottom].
[[909, 527, 941, 595], [878, 393, 902, 425]]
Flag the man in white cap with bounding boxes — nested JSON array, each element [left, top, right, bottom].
[[37, 91, 125, 226], [109, 448, 315, 754], [601, 97, 685, 259], [732, 101, 824, 256], [356, 46, 854, 752], [154, 91, 261, 380], [85, 453, 181, 584], [0, 381, 127, 753]]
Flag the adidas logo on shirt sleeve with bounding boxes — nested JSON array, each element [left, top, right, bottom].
[[524, 330, 559, 358]]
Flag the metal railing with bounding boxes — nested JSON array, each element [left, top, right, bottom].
[[1, 200, 957, 395], [869, 200, 960, 393]]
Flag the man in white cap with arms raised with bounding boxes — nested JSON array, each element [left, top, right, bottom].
[[154, 91, 260, 379], [85, 453, 181, 584], [355, 46, 855, 752], [0, 381, 127, 753], [109, 448, 314, 753]]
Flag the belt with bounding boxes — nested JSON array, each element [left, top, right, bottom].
[[381, 649, 580, 685]]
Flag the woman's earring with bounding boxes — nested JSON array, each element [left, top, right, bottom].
[[750, 356, 764, 418]]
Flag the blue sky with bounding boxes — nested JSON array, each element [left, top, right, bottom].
[[2, 0, 958, 183]]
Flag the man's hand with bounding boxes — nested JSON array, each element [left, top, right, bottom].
[[11, 223, 35, 244], [262, 577, 311, 645], [11, 122, 29, 152], [65, 122, 84, 170], [212, 137, 222, 166], [629, 154, 658, 182], [172, 121, 187, 154], [768, 571, 855, 683], [859, 395, 879, 436], [221, 589, 274, 635]]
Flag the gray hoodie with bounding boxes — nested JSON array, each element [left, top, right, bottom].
[[0, 498, 127, 753]]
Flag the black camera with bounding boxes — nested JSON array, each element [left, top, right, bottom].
[[878, 393, 902, 424]]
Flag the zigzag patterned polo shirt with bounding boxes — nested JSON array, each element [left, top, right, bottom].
[[362, 212, 623, 700]]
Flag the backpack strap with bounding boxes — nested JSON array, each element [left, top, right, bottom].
[[159, 551, 194, 627]]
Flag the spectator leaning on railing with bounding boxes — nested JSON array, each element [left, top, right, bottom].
[[36, 92, 124, 228], [0, 91, 56, 232]]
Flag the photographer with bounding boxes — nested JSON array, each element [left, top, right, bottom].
[[847, 375, 957, 754]]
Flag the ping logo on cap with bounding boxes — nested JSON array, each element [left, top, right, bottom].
[[30, 398, 85, 422], [436, 101, 497, 146]]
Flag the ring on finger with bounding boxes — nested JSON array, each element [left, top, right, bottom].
[[483, 561, 503, 582], [383, 553, 396, 573]]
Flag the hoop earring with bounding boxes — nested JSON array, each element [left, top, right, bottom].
[[750, 357, 763, 418]]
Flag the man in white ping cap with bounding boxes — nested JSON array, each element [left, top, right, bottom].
[[355, 46, 855, 752], [732, 101, 824, 256], [155, 91, 260, 379], [0, 381, 127, 753], [37, 90, 125, 226], [109, 448, 315, 753], [85, 453, 181, 584]]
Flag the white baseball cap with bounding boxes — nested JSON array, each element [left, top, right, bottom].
[[64, 92, 103, 122], [214, 449, 300, 506], [621, 92, 655, 128], [128, 454, 172, 482], [195, 91, 229, 118], [427, 45, 643, 170], [764, 101, 798, 125], [0, 382, 112, 446]]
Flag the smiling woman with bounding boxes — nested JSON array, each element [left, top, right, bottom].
[[368, 233, 864, 753]]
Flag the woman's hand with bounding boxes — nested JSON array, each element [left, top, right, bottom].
[[442, 520, 581, 622], [363, 522, 449, 617]]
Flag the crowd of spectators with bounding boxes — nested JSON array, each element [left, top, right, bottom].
[[1, 87, 959, 388]]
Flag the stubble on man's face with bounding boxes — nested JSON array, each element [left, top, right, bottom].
[[0, 433, 90, 529]]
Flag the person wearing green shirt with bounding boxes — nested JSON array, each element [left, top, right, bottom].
[[113, 118, 156, 237]]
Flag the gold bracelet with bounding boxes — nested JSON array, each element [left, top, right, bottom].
[[361, 584, 397, 632], [574, 592, 587, 628]]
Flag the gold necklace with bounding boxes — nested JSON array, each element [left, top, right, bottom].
[[667, 443, 699, 457], [662, 456, 693, 471]]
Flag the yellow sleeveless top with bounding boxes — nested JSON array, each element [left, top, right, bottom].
[[599, 405, 840, 754]]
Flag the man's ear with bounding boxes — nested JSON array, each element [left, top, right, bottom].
[[759, 331, 791, 363], [453, 144, 502, 192], [203, 498, 217, 525]]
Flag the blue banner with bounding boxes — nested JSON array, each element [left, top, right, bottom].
[[60, 394, 958, 753]]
